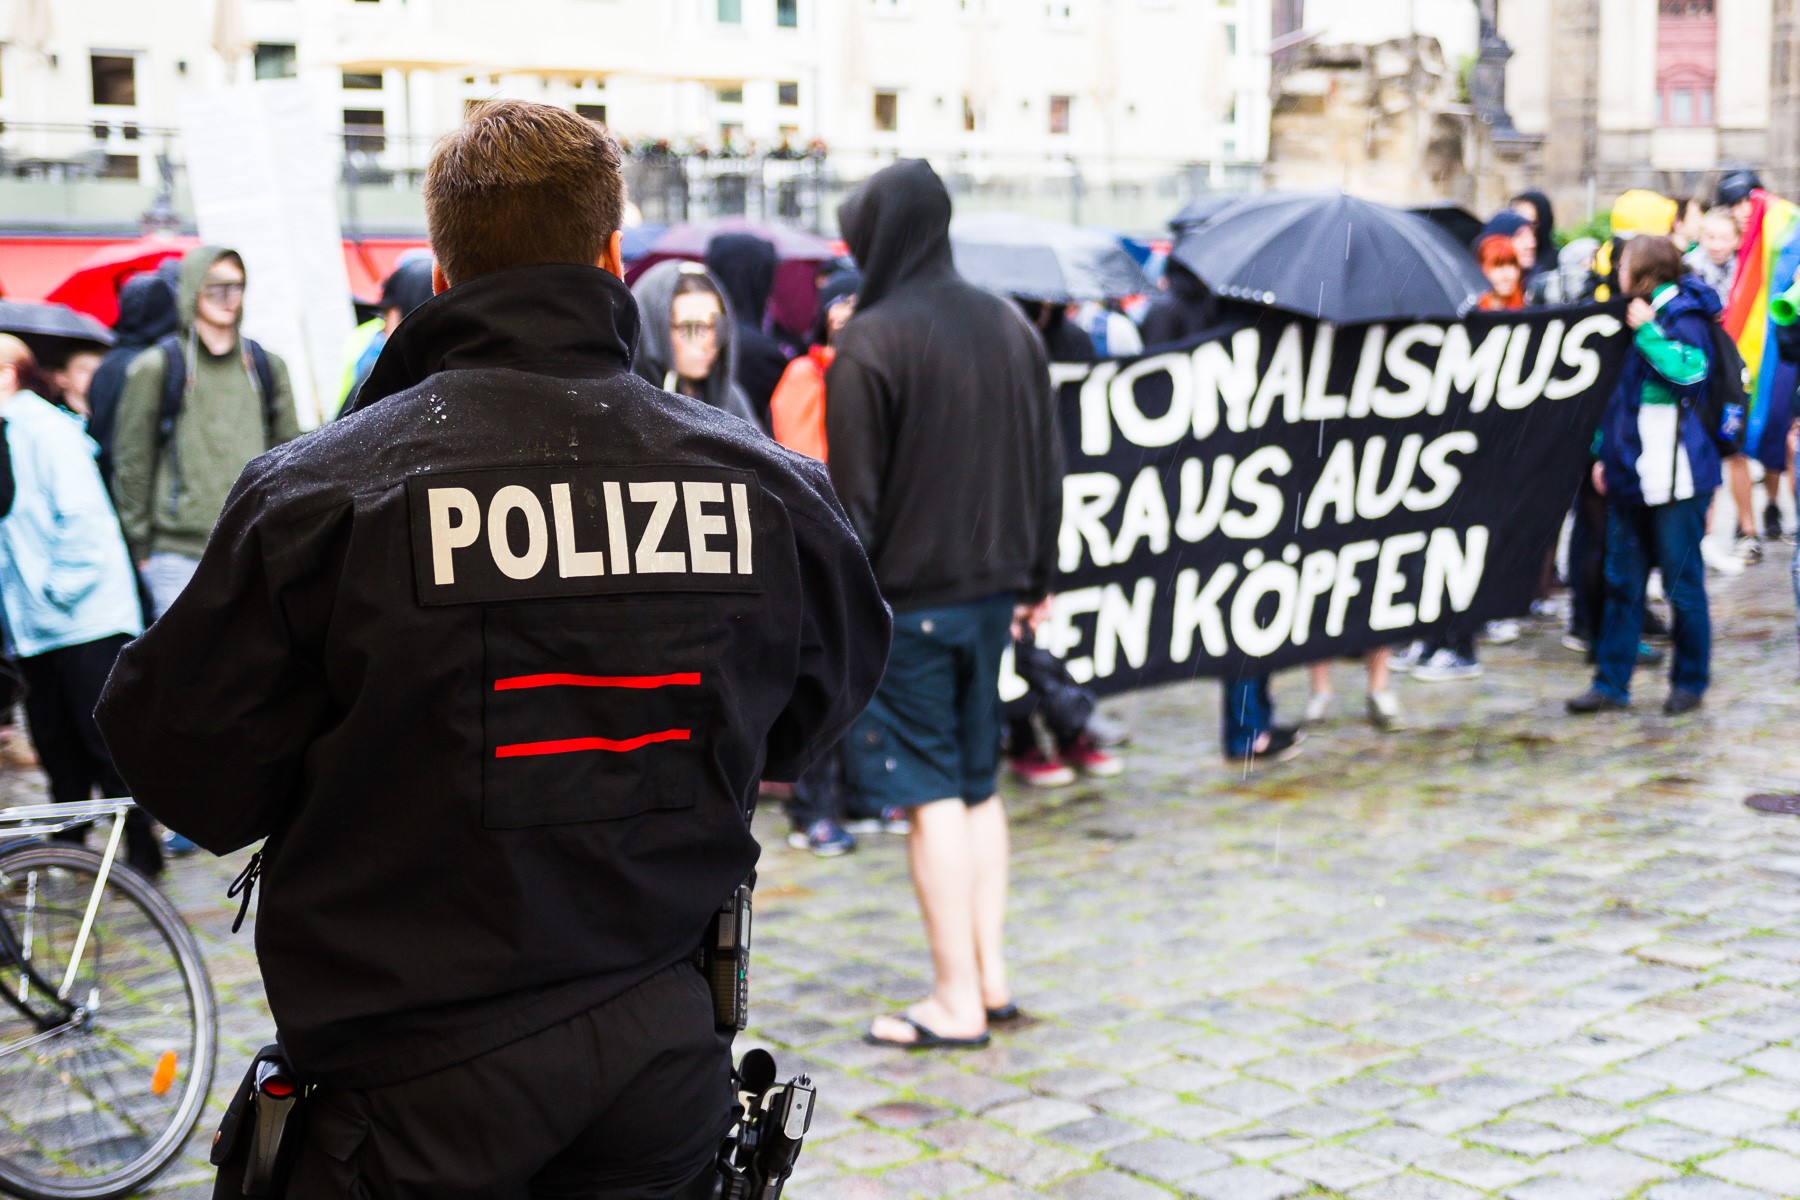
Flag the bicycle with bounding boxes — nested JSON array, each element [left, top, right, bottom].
[[0, 799, 218, 1200]]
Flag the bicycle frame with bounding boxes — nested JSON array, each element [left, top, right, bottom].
[[0, 799, 134, 1011]]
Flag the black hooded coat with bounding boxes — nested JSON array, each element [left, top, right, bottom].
[[98, 263, 890, 1088], [705, 233, 791, 430], [825, 159, 1062, 610], [1511, 190, 1556, 280], [1138, 260, 1222, 349], [87, 272, 179, 482]]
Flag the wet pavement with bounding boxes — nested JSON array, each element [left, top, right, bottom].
[[4, 553, 1800, 1199]]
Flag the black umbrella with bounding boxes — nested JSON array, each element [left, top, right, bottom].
[[950, 212, 1151, 303], [1168, 193, 1244, 234], [0, 299, 114, 365], [1170, 191, 1490, 323], [1409, 202, 1486, 251]]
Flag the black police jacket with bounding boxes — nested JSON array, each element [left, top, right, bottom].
[[96, 264, 891, 1088]]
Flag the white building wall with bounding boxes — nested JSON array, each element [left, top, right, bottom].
[[1299, 0, 1479, 64]]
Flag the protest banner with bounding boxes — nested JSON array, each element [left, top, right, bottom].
[[1036, 306, 1631, 697]]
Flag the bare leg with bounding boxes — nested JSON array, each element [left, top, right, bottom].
[[1365, 647, 1391, 694], [1730, 456, 1756, 536], [1308, 661, 1332, 699], [968, 796, 1011, 1011], [869, 799, 986, 1042]]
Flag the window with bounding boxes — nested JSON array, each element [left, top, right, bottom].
[[716, 85, 744, 104], [777, 0, 798, 27], [873, 90, 899, 132], [778, 81, 799, 106], [90, 55, 137, 107], [962, 94, 981, 132], [100, 153, 140, 180], [1224, 22, 1238, 55], [1049, 94, 1072, 134], [343, 109, 386, 154], [342, 71, 384, 90], [1046, 1, 1077, 24], [717, 0, 742, 23], [1659, 0, 1713, 13], [1656, 0, 1715, 126], [575, 103, 607, 125], [254, 43, 297, 81], [1670, 89, 1692, 124]]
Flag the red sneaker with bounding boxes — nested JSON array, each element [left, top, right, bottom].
[[1060, 734, 1123, 778], [1009, 748, 1076, 787]]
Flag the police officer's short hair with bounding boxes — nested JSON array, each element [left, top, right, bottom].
[[425, 99, 625, 287]]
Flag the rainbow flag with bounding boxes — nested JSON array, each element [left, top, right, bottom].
[[1723, 191, 1800, 408]]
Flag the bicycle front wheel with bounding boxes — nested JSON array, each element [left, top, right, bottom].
[[0, 843, 218, 1200]]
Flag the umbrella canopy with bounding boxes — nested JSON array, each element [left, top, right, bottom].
[[949, 212, 1150, 303], [619, 222, 666, 264], [1170, 191, 1489, 323], [44, 237, 196, 325], [646, 217, 837, 264], [1168, 193, 1244, 234], [635, 218, 840, 339], [1409, 202, 1486, 252], [0, 299, 115, 365]]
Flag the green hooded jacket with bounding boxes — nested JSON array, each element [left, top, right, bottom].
[[111, 247, 301, 561]]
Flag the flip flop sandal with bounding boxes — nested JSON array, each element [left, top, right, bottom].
[[864, 1015, 992, 1050], [986, 1004, 1028, 1025]]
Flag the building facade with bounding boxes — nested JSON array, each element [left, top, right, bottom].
[[0, 0, 1269, 235], [1501, 0, 1800, 221]]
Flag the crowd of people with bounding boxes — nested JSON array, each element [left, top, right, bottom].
[[2, 134, 1798, 1051]]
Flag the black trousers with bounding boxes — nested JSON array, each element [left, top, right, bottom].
[[17, 633, 158, 859], [287, 963, 731, 1200], [784, 737, 847, 829], [17, 635, 131, 805]]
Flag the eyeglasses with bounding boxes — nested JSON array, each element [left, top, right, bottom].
[[673, 320, 717, 341], [200, 282, 246, 302]]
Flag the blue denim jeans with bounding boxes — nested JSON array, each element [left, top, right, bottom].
[[1221, 675, 1274, 757], [1594, 495, 1711, 702]]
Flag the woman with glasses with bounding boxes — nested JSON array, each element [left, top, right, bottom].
[[630, 260, 760, 425]]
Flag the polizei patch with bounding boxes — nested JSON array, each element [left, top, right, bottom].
[[406, 465, 762, 605]]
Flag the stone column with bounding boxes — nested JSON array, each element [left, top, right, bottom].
[[1538, 0, 1602, 220], [1772, 0, 1800, 197]]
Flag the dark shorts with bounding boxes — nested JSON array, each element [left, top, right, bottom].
[[843, 594, 1014, 810]]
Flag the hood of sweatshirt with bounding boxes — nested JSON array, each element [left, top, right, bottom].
[[352, 263, 640, 413], [704, 232, 776, 330], [111, 272, 180, 350], [176, 245, 245, 332], [628, 259, 747, 416], [836, 159, 956, 312]]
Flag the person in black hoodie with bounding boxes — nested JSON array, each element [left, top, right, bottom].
[[85, 271, 178, 485], [705, 232, 791, 430], [1138, 259, 1221, 348], [96, 100, 889, 1196], [829, 159, 1062, 1050]]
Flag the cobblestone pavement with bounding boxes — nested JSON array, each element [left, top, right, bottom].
[[5, 558, 1800, 1199]]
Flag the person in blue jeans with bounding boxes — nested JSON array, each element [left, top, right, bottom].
[[1569, 236, 1720, 716], [1221, 675, 1303, 763]]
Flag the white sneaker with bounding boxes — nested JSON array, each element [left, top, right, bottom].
[[1702, 539, 1746, 576], [1366, 690, 1406, 730], [1646, 573, 1665, 602], [1561, 633, 1591, 654], [1304, 692, 1333, 724], [1390, 641, 1428, 673], [1480, 619, 1521, 645], [1412, 649, 1483, 682]]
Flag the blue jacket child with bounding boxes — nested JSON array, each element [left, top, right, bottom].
[[1596, 274, 1723, 508]]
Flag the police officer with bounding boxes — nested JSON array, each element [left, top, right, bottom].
[[96, 100, 890, 1199]]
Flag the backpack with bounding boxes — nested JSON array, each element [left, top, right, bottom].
[[156, 334, 278, 454], [1699, 319, 1749, 457]]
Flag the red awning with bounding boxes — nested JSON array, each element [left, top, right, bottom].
[[0, 235, 430, 319]]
